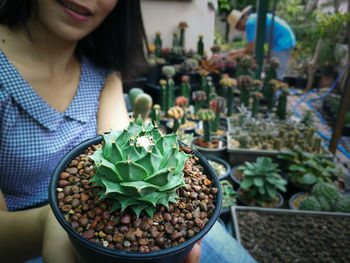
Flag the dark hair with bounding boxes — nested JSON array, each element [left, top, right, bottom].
[[0, 0, 149, 80]]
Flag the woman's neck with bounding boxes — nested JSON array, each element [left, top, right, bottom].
[[0, 23, 78, 73]]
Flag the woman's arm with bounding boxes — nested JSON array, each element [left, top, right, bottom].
[[0, 204, 48, 262], [97, 71, 130, 134]]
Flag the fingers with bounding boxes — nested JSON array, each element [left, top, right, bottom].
[[184, 243, 202, 263]]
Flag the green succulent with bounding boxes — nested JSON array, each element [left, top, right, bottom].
[[311, 182, 341, 208], [336, 195, 350, 213], [298, 196, 321, 211], [89, 122, 189, 218], [239, 157, 287, 204], [277, 147, 344, 188]]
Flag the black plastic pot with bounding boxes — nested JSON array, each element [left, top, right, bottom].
[[191, 136, 227, 159], [206, 156, 231, 181], [49, 136, 222, 263], [236, 188, 284, 208], [229, 165, 243, 186], [288, 192, 309, 210]]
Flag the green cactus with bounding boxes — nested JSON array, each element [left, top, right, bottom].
[[154, 32, 162, 58], [298, 196, 322, 211], [277, 84, 289, 120], [171, 32, 184, 57], [89, 122, 189, 218], [150, 104, 161, 124], [210, 96, 226, 133], [311, 182, 341, 207], [132, 93, 153, 122], [336, 195, 350, 213], [180, 75, 191, 102], [197, 109, 215, 142], [251, 92, 261, 117], [273, 138, 282, 151], [129, 88, 144, 109], [178, 22, 188, 48], [193, 90, 207, 114], [160, 79, 168, 113], [238, 75, 252, 107], [181, 58, 199, 74], [220, 76, 237, 117], [312, 137, 322, 154], [235, 55, 255, 78], [238, 135, 249, 149], [197, 35, 204, 57]]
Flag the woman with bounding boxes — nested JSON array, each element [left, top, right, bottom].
[[0, 1, 256, 262]]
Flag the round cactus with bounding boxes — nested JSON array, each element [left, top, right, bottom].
[[162, 65, 176, 78], [336, 195, 350, 213], [175, 96, 189, 108], [129, 87, 144, 108], [133, 93, 153, 121], [298, 196, 322, 211], [311, 182, 341, 206], [89, 122, 189, 218], [196, 109, 215, 121]]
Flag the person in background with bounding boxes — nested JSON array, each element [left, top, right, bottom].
[[0, 0, 256, 262], [227, 5, 296, 80]]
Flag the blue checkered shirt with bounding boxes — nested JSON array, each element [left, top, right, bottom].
[[0, 50, 109, 211]]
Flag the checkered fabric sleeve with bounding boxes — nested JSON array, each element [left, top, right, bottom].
[[0, 51, 109, 211]]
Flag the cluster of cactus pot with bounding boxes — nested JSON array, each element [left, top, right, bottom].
[[89, 122, 189, 218], [298, 182, 350, 213], [210, 96, 226, 132]]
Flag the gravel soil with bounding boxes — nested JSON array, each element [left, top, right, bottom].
[[237, 210, 350, 263], [56, 144, 218, 252]]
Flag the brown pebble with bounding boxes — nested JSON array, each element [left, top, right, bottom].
[[125, 230, 136, 242], [156, 237, 166, 247], [171, 231, 182, 241], [58, 180, 70, 187], [66, 167, 78, 175], [60, 172, 70, 180], [163, 213, 171, 222], [83, 229, 95, 239], [61, 204, 72, 212], [187, 229, 195, 238], [151, 230, 160, 238], [104, 222, 114, 234], [164, 222, 174, 235], [64, 195, 73, 204], [79, 216, 89, 227], [139, 238, 150, 245], [119, 225, 129, 233], [194, 218, 204, 229], [139, 245, 150, 252], [186, 213, 192, 220], [133, 217, 142, 229], [113, 233, 124, 243], [71, 199, 80, 208], [121, 214, 131, 225]]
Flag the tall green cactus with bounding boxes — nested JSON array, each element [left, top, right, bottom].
[[251, 92, 262, 117], [150, 104, 161, 124], [129, 88, 144, 109], [238, 75, 252, 107], [210, 96, 226, 132], [263, 58, 280, 110], [276, 83, 289, 120], [154, 31, 162, 58], [162, 66, 176, 114], [178, 22, 188, 48], [193, 90, 207, 114], [171, 32, 184, 57], [197, 35, 204, 57], [89, 122, 189, 218], [197, 109, 215, 142], [180, 75, 191, 102], [160, 79, 168, 113], [220, 76, 237, 117]]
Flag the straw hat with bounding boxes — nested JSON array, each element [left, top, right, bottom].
[[227, 5, 252, 39]]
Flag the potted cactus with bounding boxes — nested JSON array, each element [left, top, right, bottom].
[[234, 55, 256, 78], [219, 75, 237, 117], [180, 76, 191, 103], [159, 65, 176, 120], [237, 75, 252, 108], [170, 32, 185, 64], [192, 90, 207, 115], [154, 31, 162, 58], [178, 22, 188, 49], [262, 58, 280, 110], [128, 88, 153, 124], [291, 182, 350, 213], [49, 122, 222, 263], [191, 108, 227, 159], [197, 35, 204, 57], [167, 97, 196, 133], [276, 83, 289, 120], [236, 157, 287, 208]]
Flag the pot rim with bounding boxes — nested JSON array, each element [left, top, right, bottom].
[[206, 156, 231, 180], [236, 187, 284, 208], [288, 191, 310, 210], [191, 136, 227, 152], [49, 135, 222, 259]]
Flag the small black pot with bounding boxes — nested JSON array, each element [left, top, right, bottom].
[[288, 192, 309, 210], [206, 156, 231, 181], [49, 136, 222, 263], [229, 165, 243, 186], [236, 188, 284, 208]]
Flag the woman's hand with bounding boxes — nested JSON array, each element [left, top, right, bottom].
[[42, 206, 78, 263]]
